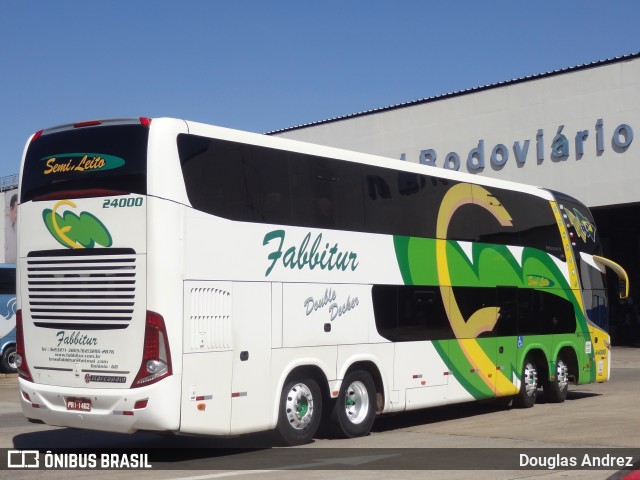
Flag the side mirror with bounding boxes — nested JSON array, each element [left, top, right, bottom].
[[593, 255, 629, 299]]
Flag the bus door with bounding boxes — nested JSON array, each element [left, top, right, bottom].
[[449, 287, 498, 400], [451, 287, 520, 400], [393, 287, 449, 409], [229, 282, 272, 433], [180, 281, 272, 435], [181, 281, 233, 435], [495, 287, 520, 397]]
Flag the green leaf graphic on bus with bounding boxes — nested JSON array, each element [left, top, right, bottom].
[[42, 200, 113, 249], [393, 182, 595, 398]]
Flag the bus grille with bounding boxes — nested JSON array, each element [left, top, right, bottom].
[[26, 248, 138, 330]]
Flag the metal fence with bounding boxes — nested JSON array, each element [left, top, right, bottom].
[[0, 174, 18, 192]]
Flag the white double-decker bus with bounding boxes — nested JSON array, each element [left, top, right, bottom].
[[16, 118, 627, 445]]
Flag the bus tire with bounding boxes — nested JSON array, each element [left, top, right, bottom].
[[1, 345, 17, 374], [330, 370, 376, 438], [513, 355, 538, 408], [544, 354, 569, 403], [275, 377, 322, 446]]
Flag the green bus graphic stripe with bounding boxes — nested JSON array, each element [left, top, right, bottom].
[[433, 340, 493, 399], [394, 235, 592, 392]]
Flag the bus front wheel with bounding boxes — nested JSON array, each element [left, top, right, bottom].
[[330, 370, 376, 438], [513, 356, 538, 408], [275, 378, 322, 445]]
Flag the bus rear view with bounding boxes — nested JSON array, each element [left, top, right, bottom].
[[16, 118, 179, 432], [16, 117, 627, 445]]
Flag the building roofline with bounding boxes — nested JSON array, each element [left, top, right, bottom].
[[267, 52, 640, 135], [0, 174, 18, 192]]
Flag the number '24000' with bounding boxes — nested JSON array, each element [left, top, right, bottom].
[[102, 197, 144, 208]]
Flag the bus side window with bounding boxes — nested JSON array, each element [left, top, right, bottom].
[[372, 285, 454, 342], [0, 268, 16, 295], [495, 287, 518, 336], [372, 285, 398, 342]]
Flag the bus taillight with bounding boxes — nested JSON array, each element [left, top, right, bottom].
[[132, 311, 173, 387], [15, 310, 33, 383], [73, 120, 102, 128]]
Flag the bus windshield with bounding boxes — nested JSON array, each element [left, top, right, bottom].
[[555, 193, 602, 257], [554, 191, 609, 329], [21, 123, 149, 202]]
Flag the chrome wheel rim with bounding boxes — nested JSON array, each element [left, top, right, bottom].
[[556, 359, 569, 391], [523, 361, 538, 397], [344, 380, 369, 425], [7, 351, 17, 370], [284, 383, 314, 430]]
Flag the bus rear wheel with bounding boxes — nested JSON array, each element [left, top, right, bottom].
[[1, 345, 17, 374], [275, 377, 322, 446], [513, 355, 538, 408], [330, 370, 376, 438], [544, 354, 569, 403]]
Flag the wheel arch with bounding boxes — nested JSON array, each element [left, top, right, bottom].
[[271, 363, 330, 428], [523, 347, 549, 384], [282, 364, 330, 398], [556, 345, 579, 384]]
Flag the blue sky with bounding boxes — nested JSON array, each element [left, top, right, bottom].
[[1, 1, 639, 179]]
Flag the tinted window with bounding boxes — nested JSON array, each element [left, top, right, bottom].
[[0, 267, 16, 295], [179, 135, 364, 230], [516, 288, 576, 335], [374, 285, 575, 341], [372, 285, 454, 341], [180, 135, 291, 224], [445, 187, 563, 258], [289, 154, 363, 231], [363, 171, 451, 237], [22, 125, 149, 202], [474, 189, 565, 259], [178, 134, 564, 259]]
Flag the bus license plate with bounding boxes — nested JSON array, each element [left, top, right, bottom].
[[66, 397, 92, 412]]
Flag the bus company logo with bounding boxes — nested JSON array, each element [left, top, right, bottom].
[[43, 200, 113, 249], [85, 374, 126, 384], [526, 275, 555, 288], [262, 229, 360, 277], [564, 208, 596, 243], [7, 450, 40, 468], [41, 153, 125, 175]]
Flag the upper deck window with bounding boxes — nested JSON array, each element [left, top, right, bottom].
[[178, 133, 564, 258]]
